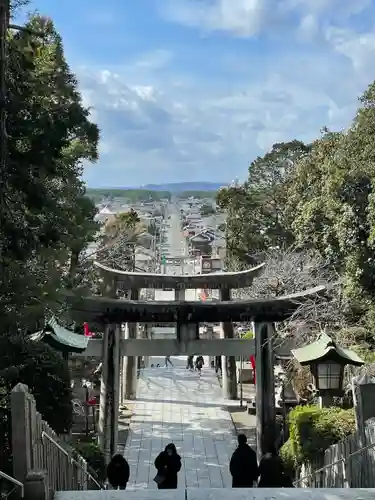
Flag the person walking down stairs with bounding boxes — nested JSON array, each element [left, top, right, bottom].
[[229, 434, 258, 488], [154, 443, 182, 489], [107, 454, 130, 490], [258, 445, 294, 487]]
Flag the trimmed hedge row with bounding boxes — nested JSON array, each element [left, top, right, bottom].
[[280, 405, 356, 469]]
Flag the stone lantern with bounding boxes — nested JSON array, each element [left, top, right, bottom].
[[292, 333, 364, 407]]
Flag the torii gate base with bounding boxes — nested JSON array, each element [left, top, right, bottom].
[[80, 322, 273, 464]]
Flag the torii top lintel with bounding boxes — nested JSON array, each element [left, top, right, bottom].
[[94, 261, 265, 290]]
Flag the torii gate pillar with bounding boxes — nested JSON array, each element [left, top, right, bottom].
[[122, 288, 139, 400], [98, 274, 120, 463], [220, 287, 237, 400], [252, 321, 276, 461]]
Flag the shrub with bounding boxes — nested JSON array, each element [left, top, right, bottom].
[[0, 335, 73, 434], [73, 439, 106, 483], [280, 405, 356, 468], [241, 330, 254, 339], [279, 438, 294, 472]]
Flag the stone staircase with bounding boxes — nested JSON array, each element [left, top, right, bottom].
[[54, 488, 375, 500]]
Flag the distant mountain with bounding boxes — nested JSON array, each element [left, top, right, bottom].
[[139, 182, 226, 192]]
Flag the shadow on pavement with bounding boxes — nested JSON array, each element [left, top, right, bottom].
[[133, 397, 224, 409]]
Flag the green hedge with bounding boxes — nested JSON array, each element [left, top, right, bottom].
[[280, 405, 356, 469], [73, 439, 106, 483], [241, 330, 254, 339]]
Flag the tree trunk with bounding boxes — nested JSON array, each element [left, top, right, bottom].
[[68, 248, 80, 288]]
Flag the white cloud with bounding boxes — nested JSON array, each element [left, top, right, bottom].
[[161, 0, 277, 37], [80, 3, 375, 186], [81, 47, 375, 186], [133, 50, 174, 71], [159, 0, 372, 37], [297, 14, 320, 40], [325, 28, 375, 71]]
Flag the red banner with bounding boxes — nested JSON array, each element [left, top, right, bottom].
[[84, 322, 92, 338], [250, 355, 256, 385]]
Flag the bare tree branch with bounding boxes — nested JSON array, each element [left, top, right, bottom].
[[234, 248, 352, 347]]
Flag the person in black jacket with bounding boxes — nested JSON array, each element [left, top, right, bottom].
[[258, 445, 292, 487], [154, 443, 182, 489], [107, 454, 130, 490], [186, 355, 194, 371], [229, 434, 258, 487], [195, 355, 204, 374], [215, 356, 222, 374]]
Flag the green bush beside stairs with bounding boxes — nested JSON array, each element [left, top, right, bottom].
[[280, 405, 356, 470]]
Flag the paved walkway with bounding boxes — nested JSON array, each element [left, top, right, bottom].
[[124, 356, 237, 490]]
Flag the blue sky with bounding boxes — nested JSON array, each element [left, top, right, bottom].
[[21, 0, 375, 187]]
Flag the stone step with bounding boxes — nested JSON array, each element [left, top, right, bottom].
[[54, 488, 375, 500]]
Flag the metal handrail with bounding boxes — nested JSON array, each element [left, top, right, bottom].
[[41, 431, 102, 490], [0, 470, 24, 497], [294, 439, 375, 486], [71, 458, 102, 490], [42, 431, 69, 456]]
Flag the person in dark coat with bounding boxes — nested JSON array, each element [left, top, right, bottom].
[[107, 454, 130, 490], [215, 356, 222, 374], [258, 445, 291, 487], [229, 434, 258, 487], [195, 355, 204, 373], [154, 443, 182, 489], [186, 355, 194, 370], [196, 355, 204, 366]]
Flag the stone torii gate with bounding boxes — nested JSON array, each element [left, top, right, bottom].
[[66, 261, 325, 462], [78, 261, 266, 402]]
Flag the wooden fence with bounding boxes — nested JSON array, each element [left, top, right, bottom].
[[11, 383, 101, 499], [296, 418, 375, 488]]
